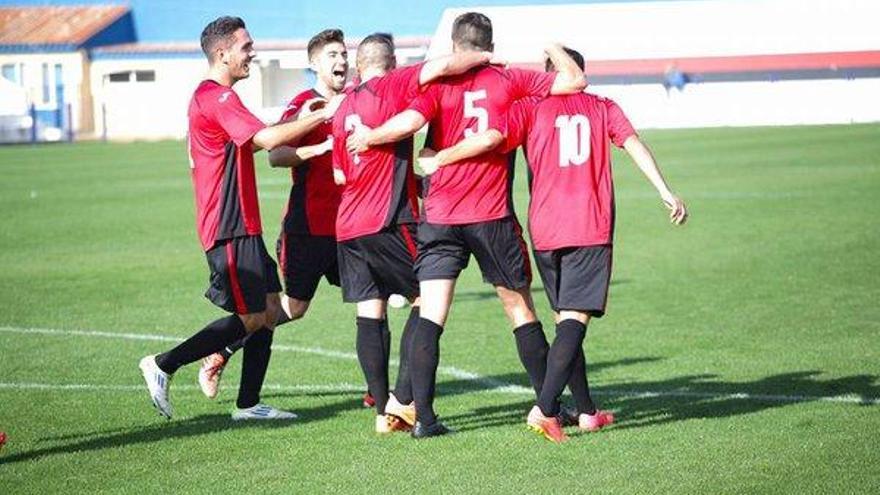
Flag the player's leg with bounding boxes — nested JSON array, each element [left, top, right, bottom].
[[371, 224, 422, 428], [547, 246, 615, 431], [140, 238, 266, 419], [223, 237, 295, 420], [339, 238, 397, 431], [466, 217, 551, 401], [409, 223, 466, 437]]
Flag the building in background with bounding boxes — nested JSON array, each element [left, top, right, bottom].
[[0, 3, 428, 142], [0, 5, 135, 141]]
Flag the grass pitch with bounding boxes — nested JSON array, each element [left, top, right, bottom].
[[1, 124, 879, 493]]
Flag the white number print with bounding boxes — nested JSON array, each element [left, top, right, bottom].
[[554, 114, 592, 167], [345, 114, 365, 165], [463, 90, 488, 138]]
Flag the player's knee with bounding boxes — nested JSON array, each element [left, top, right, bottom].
[[239, 312, 267, 333], [285, 297, 310, 320]]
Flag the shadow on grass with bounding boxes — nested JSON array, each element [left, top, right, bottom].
[[3, 396, 364, 466], [453, 280, 628, 302], [440, 370, 880, 433]]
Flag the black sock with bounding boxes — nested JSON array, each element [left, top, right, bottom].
[[513, 321, 549, 398], [393, 307, 419, 404], [155, 315, 247, 374], [567, 344, 597, 415], [538, 319, 587, 416], [236, 327, 274, 409], [356, 317, 389, 415], [380, 318, 391, 379], [219, 335, 248, 361], [410, 318, 443, 425]]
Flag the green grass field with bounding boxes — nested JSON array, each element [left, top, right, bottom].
[[1, 124, 879, 493]]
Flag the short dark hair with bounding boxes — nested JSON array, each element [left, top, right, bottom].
[[451, 12, 493, 51], [546, 47, 585, 72], [307, 28, 345, 61], [357, 33, 396, 71], [200, 16, 246, 59]]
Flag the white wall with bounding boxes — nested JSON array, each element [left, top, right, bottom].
[[0, 51, 87, 133], [430, 0, 880, 62], [593, 78, 880, 129], [90, 57, 263, 140], [426, 0, 880, 128]]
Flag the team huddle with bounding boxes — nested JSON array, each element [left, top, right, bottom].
[[139, 12, 687, 442]]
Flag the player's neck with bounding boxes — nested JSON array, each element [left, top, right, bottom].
[[206, 66, 236, 88], [359, 68, 387, 83], [313, 79, 340, 99]]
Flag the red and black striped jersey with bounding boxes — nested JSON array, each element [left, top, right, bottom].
[[187, 80, 266, 251]]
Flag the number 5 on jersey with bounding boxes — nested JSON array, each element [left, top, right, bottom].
[[463, 90, 488, 138], [555, 114, 592, 167]]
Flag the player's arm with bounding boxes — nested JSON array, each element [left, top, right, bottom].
[[417, 130, 505, 175], [622, 135, 688, 225], [418, 51, 496, 85], [546, 43, 587, 95], [346, 109, 426, 154], [268, 137, 334, 168], [255, 94, 346, 152]]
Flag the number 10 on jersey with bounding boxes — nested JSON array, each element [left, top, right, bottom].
[[555, 114, 592, 167]]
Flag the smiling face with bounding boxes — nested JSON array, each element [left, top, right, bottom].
[[221, 28, 256, 82], [310, 41, 348, 92]]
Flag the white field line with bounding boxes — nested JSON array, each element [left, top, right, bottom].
[[1, 325, 876, 406]]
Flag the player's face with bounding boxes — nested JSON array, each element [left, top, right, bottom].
[[311, 41, 348, 91], [224, 28, 256, 81]]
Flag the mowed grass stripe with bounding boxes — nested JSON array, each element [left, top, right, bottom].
[[2, 325, 877, 405]]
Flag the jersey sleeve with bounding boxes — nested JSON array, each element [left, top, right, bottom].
[[605, 98, 637, 147], [380, 63, 425, 103], [331, 108, 349, 174], [506, 68, 555, 100], [502, 99, 536, 153], [407, 83, 441, 121], [213, 90, 266, 147]]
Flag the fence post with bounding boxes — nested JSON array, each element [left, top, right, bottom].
[[66, 103, 74, 142], [101, 103, 108, 142], [29, 103, 37, 143]]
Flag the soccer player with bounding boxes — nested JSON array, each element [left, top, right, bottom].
[[138, 16, 331, 421], [196, 29, 350, 400], [332, 33, 499, 433], [347, 12, 587, 438], [420, 48, 688, 442]]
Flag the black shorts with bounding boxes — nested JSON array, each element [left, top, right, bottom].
[[337, 224, 420, 303], [205, 235, 282, 314], [415, 217, 531, 290], [276, 233, 340, 301], [533, 245, 613, 317]]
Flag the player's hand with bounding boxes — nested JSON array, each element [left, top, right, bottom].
[[333, 168, 347, 185], [486, 52, 507, 67], [662, 193, 688, 225], [347, 125, 373, 154], [417, 148, 439, 175], [316, 136, 333, 156], [322, 94, 347, 120], [298, 97, 328, 119]]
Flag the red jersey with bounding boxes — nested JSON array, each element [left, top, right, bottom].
[[504, 93, 636, 250], [187, 80, 266, 251], [332, 64, 423, 241], [279, 89, 342, 237], [408, 66, 555, 224]]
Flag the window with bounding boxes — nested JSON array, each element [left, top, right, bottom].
[[41, 63, 51, 103], [108, 72, 132, 83], [135, 70, 155, 82], [1, 64, 16, 83], [107, 70, 156, 83]]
